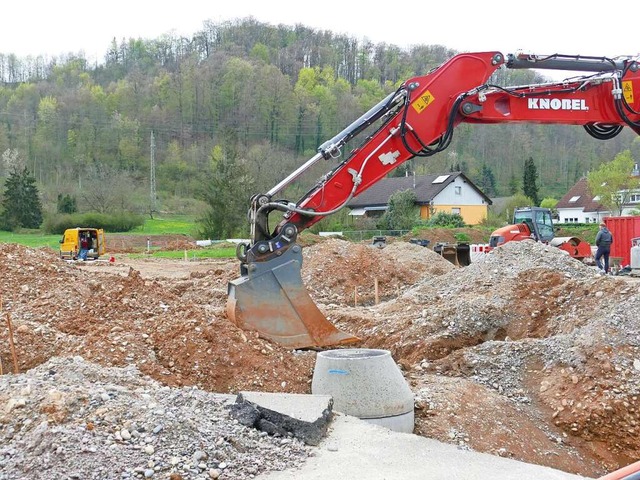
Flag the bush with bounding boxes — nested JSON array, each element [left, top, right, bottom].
[[426, 212, 466, 228], [478, 210, 506, 229], [42, 212, 145, 234], [377, 190, 419, 230], [57, 194, 77, 214]]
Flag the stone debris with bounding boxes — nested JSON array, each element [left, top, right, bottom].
[[0, 356, 309, 480]]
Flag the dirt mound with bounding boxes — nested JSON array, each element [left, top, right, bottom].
[[0, 244, 314, 394], [1, 239, 639, 478], [106, 234, 197, 253], [302, 238, 454, 305]]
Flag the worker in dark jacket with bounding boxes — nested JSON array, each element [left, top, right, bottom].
[[595, 222, 614, 274]]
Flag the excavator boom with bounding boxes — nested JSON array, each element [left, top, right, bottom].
[[227, 51, 640, 349]]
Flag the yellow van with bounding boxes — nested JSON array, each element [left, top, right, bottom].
[[59, 228, 106, 260]]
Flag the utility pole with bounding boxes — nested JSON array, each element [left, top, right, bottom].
[[150, 131, 156, 218]]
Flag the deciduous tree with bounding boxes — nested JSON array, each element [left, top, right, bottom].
[[198, 145, 254, 239], [587, 150, 638, 215], [377, 189, 419, 231]]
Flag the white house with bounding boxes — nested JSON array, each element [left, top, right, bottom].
[[556, 178, 610, 223], [556, 175, 640, 223]]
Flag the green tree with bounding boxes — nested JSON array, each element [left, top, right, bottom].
[[198, 146, 254, 239], [523, 157, 540, 206], [587, 150, 638, 215], [427, 211, 465, 227], [508, 174, 519, 195], [503, 193, 535, 223], [478, 164, 497, 197], [539, 197, 558, 209], [377, 189, 419, 230], [1, 167, 43, 230], [57, 193, 77, 214]]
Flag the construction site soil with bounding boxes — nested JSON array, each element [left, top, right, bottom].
[[1, 233, 639, 479]]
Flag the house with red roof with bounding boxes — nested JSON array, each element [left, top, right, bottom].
[[555, 178, 610, 224]]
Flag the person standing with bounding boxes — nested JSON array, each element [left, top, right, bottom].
[[78, 233, 90, 261], [595, 222, 613, 274]]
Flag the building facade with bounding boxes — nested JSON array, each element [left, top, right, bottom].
[[347, 172, 492, 225]]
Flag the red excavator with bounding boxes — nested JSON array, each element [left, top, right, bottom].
[[226, 51, 640, 349], [489, 206, 592, 260]]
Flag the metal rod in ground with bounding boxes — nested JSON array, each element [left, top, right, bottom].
[[5, 312, 18, 374], [0, 296, 4, 375]]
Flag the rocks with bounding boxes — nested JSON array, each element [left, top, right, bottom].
[[0, 357, 309, 479]]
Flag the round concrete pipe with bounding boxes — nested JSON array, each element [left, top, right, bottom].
[[311, 348, 414, 433]]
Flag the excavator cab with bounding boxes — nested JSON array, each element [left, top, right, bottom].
[[513, 207, 555, 243]]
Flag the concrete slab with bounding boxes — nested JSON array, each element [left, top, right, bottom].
[[254, 413, 593, 480]]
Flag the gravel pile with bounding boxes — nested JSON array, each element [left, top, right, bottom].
[[0, 357, 310, 480]]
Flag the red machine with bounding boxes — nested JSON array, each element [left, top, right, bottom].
[[227, 51, 640, 349], [489, 206, 592, 260]]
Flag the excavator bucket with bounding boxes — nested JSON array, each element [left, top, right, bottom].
[[433, 242, 471, 267], [227, 246, 360, 350]]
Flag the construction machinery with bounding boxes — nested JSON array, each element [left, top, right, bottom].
[[227, 50, 640, 349], [489, 207, 592, 260]]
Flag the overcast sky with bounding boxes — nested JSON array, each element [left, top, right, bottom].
[[2, 0, 637, 80]]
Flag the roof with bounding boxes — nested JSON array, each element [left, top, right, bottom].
[[346, 172, 492, 208], [556, 178, 607, 213]]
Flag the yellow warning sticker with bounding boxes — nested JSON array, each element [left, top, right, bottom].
[[623, 81, 634, 104], [411, 90, 436, 114]]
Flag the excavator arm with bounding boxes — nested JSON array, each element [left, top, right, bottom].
[[227, 51, 640, 349]]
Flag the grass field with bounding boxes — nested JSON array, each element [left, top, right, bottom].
[[0, 231, 63, 249], [131, 246, 237, 260], [0, 215, 240, 259], [0, 215, 200, 248], [130, 215, 199, 236]]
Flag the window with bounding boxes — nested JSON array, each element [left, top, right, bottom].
[[454, 186, 461, 195], [569, 196, 580, 203], [432, 175, 450, 184], [629, 194, 640, 203], [451, 207, 461, 215]]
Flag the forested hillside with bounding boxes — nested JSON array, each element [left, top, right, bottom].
[[0, 17, 637, 236]]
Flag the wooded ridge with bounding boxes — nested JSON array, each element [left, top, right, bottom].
[[0, 18, 637, 236]]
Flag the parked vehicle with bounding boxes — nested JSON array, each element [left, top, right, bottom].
[[489, 207, 592, 260], [59, 228, 106, 260]]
